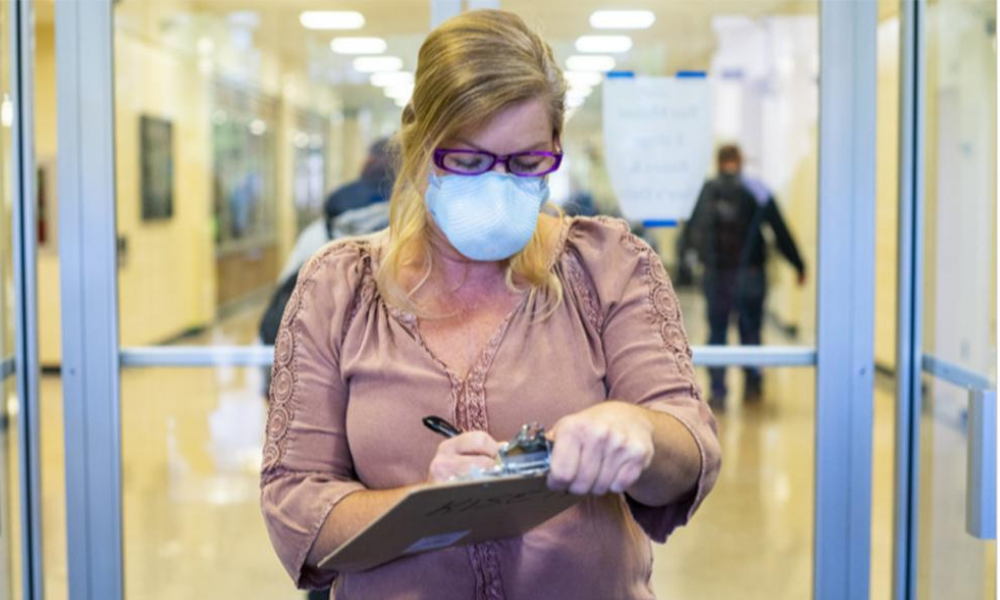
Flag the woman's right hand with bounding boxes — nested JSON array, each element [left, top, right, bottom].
[[427, 431, 500, 483]]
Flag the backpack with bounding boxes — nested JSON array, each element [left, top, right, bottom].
[[259, 269, 299, 346], [707, 179, 759, 270]]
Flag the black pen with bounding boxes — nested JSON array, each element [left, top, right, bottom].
[[422, 415, 463, 438]]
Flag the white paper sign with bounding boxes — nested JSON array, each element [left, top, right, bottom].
[[602, 76, 713, 222]]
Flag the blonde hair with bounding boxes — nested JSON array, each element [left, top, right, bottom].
[[377, 9, 567, 318]]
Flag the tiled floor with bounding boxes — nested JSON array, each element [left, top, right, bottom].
[[12, 286, 984, 599]]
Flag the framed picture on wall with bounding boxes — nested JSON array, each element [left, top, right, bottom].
[[36, 157, 57, 251], [140, 114, 174, 221]]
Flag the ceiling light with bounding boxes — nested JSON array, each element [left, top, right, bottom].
[[370, 71, 414, 88], [227, 11, 259, 28], [589, 10, 656, 29], [197, 37, 214, 56], [566, 55, 616, 72], [575, 35, 632, 53], [249, 119, 267, 136], [567, 96, 586, 109], [567, 84, 593, 97], [564, 71, 602, 88], [331, 37, 387, 55], [384, 85, 414, 100], [300, 11, 365, 30], [353, 56, 404, 72]]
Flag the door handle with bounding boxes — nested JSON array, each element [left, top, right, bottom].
[[966, 388, 996, 539]]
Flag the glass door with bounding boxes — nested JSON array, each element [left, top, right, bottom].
[[0, 0, 21, 590], [915, 0, 996, 597], [53, 1, 878, 599]]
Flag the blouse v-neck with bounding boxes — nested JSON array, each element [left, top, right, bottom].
[[381, 216, 570, 385]]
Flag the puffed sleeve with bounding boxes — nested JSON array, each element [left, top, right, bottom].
[[566, 217, 722, 543], [260, 241, 369, 589]]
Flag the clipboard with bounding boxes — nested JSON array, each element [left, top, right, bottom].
[[318, 471, 581, 573]]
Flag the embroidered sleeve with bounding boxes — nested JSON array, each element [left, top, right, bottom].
[[260, 242, 369, 589], [569, 217, 722, 542]]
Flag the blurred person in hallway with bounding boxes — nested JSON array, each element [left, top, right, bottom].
[[326, 138, 395, 218], [679, 144, 806, 409], [275, 138, 395, 284], [561, 174, 599, 217], [263, 139, 395, 346]]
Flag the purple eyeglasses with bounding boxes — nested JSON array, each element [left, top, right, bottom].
[[433, 148, 563, 177]]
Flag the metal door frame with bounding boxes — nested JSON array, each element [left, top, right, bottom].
[[55, 3, 123, 600], [6, 0, 44, 598], [893, 2, 997, 598], [54, 2, 877, 599], [814, 2, 877, 597], [894, 3, 925, 597]]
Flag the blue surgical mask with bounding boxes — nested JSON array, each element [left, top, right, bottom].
[[425, 171, 549, 261]]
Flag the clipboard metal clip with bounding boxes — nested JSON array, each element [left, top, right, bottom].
[[424, 417, 553, 481], [496, 423, 551, 476]]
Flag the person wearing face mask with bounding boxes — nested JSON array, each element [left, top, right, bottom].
[[679, 145, 806, 410], [259, 10, 721, 600]]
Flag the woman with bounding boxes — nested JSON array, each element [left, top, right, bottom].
[[261, 10, 721, 600]]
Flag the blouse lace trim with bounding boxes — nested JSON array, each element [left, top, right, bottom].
[[591, 217, 701, 398], [563, 249, 604, 332], [262, 241, 369, 476]]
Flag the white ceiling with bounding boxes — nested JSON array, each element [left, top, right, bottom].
[[35, 0, 831, 114], [178, 0, 817, 71]]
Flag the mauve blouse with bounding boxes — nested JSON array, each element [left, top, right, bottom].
[[260, 216, 722, 600]]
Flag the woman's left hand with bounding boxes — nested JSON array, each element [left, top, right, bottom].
[[546, 401, 655, 496]]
